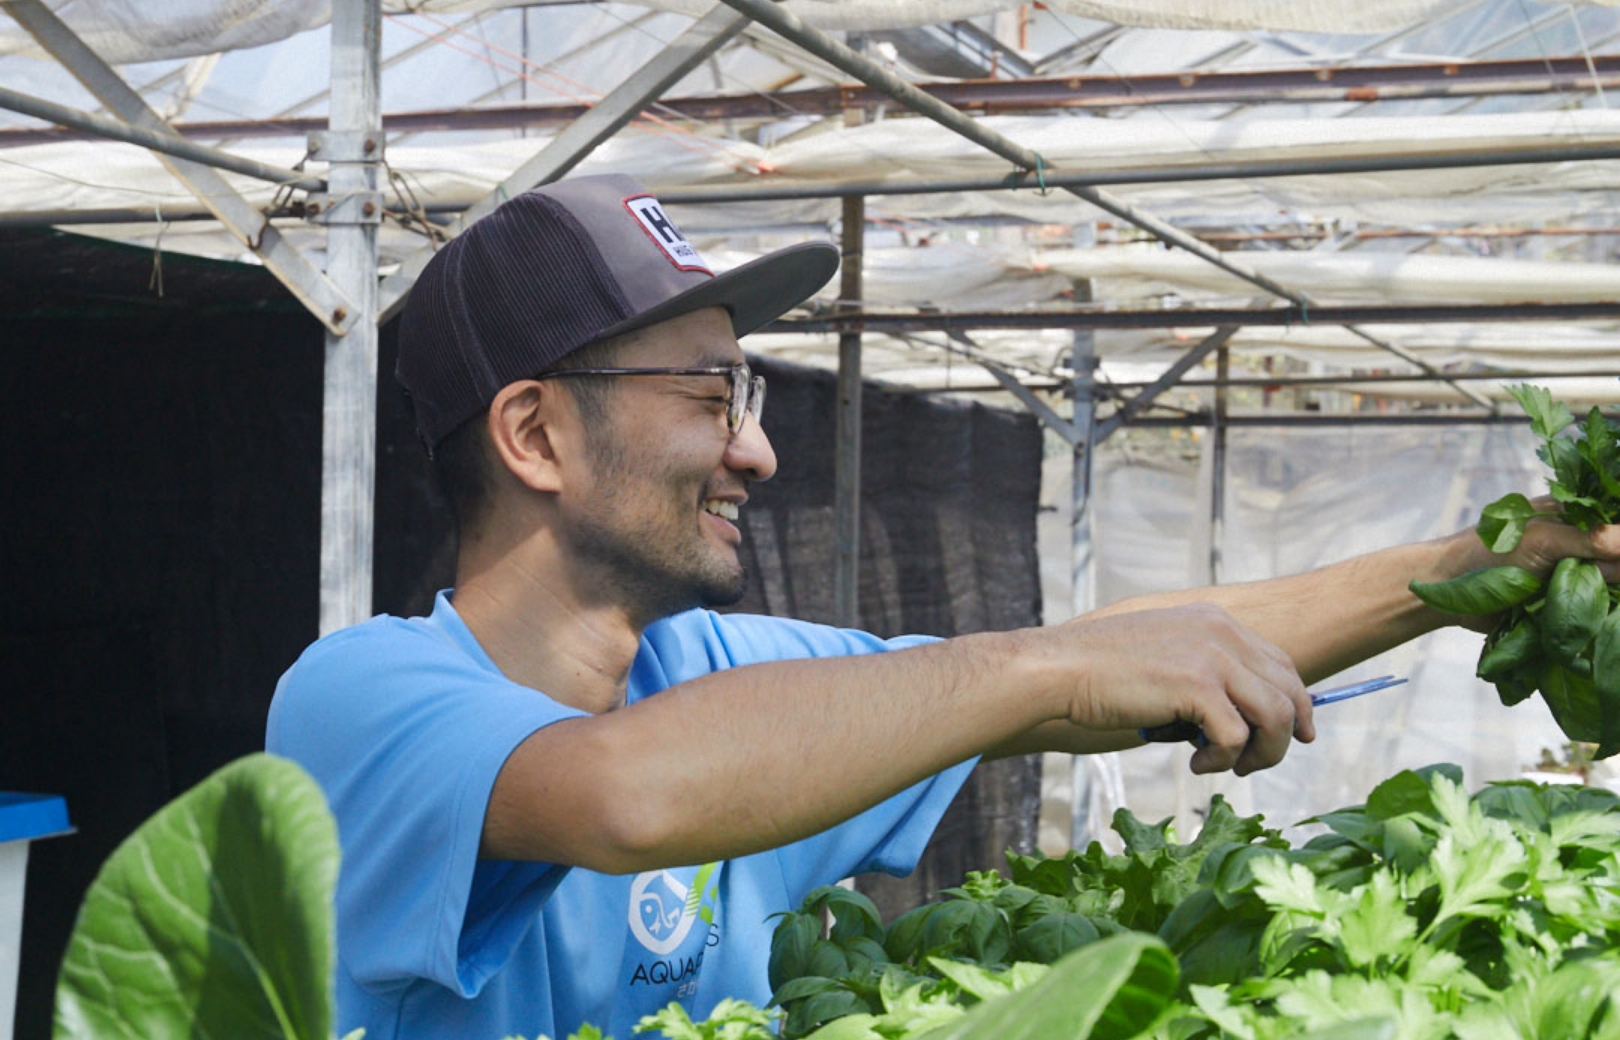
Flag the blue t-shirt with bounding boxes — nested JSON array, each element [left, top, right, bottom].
[[266, 591, 976, 1040]]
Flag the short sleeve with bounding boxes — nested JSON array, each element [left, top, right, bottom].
[[642, 612, 980, 905], [266, 612, 585, 996]]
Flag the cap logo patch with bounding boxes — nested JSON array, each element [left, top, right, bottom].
[[624, 194, 711, 274]]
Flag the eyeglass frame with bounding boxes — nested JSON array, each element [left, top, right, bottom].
[[530, 362, 765, 435]]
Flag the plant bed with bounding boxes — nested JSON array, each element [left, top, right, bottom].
[[655, 764, 1620, 1040]]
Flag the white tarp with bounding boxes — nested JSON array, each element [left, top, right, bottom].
[[1032, 245, 1620, 306], [6, 0, 1620, 63], [8, 107, 1620, 270], [1036, 421, 1599, 852], [743, 327, 1620, 403]]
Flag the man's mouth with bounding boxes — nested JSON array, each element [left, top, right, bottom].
[[702, 499, 739, 522]]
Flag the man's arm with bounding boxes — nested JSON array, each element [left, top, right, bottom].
[[983, 514, 1620, 758], [486, 515, 1618, 873], [483, 602, 1307, 872]]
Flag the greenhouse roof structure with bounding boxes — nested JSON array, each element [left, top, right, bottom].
[[4, 0, 1619, 631]]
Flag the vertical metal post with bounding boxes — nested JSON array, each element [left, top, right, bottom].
[[834, 195, 865, 627], [320, 0, 382, 635], [1069, 278, 1097, 620], [1209, 346, 1230, 585], [1068, 278, 1098, 846]]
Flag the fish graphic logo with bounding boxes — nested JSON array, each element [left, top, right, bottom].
[[627, 863, 719, 956]]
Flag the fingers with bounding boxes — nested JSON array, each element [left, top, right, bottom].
[[1164, 606, 1310, 777], [1529, 521, 1620, 583], [1065, 602, 1310, 777], [1514, 501, 1620, 578], [1188, 642, 1310, 777]]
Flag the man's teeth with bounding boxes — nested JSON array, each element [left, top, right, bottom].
[[703, 500, 739, 521]]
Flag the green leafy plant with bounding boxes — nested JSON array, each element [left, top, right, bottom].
[[53, 753, 352, 1040], [685, 766, 1620, 1040], [633, 999, 779, 1040], [1409, 384, 1620, 756]]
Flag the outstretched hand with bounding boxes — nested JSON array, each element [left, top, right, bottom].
[[1500, 499, 1620, 583], [1056, 602, 1312, 777], [1438, 497, 1620, 633]]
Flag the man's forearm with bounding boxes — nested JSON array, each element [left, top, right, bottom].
[[1089, 535, 1467, 685], [486, 627, 1063, 870], [485, 601, 1310, 869]]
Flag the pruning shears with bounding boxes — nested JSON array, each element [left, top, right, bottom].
[[1138, 674, 1408, 747]]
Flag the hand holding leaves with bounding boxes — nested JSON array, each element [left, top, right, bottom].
[[1409, 385, 1620, 756]]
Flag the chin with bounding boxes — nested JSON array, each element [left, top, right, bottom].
[[696, 563, 748, 609]]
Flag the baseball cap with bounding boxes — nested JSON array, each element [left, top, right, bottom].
[[396, 173, 840, 451]]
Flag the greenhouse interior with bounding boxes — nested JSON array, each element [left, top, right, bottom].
[[4, 0, 1620, 1038]]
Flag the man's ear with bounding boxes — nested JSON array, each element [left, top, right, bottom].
[[484, 380, 576, 494]]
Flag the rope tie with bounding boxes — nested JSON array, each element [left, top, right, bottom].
[[149, 203, 166, 298]]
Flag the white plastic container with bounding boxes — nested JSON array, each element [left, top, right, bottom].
[[0, 794, 70, 1040]]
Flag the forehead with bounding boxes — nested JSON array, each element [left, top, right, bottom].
[[609, 306, 742, 367]]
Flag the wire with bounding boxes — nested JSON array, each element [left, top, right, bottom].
[[386, 11, 773, 177], [1567, 3, 1609, 109]]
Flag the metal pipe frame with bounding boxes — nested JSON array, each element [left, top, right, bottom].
[[1100, 366, 1620, 390], [10, 54, 1609, 146], [3, 0, 357, 336], [8, 134, 1620, 231], [1094, 327, 1238, 441], [658, 139, 1620, 203], [375, 4, 751, 323], [714, 0, 1494, 407], [771, 300, 1620, 333], [0, 84, 323, 190], [319, 0, 384, 635], [1122, 411, 1620, 428], [941, 329, 1078, 440], [834, 194, 864, 625]]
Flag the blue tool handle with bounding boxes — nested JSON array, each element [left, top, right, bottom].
[[1138, 675, 1406, 746]]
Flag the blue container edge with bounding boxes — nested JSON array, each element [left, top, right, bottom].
[[0, 793, 72, 845]]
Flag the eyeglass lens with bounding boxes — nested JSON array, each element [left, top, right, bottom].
[[728, 367, 766, 433]]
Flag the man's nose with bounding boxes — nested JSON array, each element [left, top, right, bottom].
[[724, 414, 777, 482]]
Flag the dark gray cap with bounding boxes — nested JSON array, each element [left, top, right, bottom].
[[396, 173, 839, 450]]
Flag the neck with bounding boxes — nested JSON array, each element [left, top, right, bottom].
[[451, 531, 644, 716]]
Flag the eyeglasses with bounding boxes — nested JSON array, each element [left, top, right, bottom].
[[532, 362, 766, 435]]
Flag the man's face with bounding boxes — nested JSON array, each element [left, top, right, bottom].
[[559, 307, 777, 622]]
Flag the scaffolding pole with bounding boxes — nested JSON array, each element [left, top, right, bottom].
[[1068, 277, 1097, 847], [2, 0, 356, 337], [834, 195, 865, 626], [0, 84, 323, 191], [377, 5, 750, 322], [713, 0, 1492, 409], [319, 0, 382, 635]]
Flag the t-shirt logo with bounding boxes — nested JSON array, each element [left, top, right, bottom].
[[628, 863, 719, 956], [624, 195, 711, 274]]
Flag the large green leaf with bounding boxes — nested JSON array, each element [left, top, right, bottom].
[[1542, 558, 1609, 668], [54, 754, 339, 1040], [913, 933, 1178, 1040], [1409, 567, 1542, 617], [1476, 493, 1544, 554], [1477, 615, 1541, 684], [1595, 606, 1620, 758], [1542, 662, 1603, 744]]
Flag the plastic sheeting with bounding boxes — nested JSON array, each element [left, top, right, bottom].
[[1035, 420, 1584, 852], [1032, 245, 1620, 306], [5, 0, 1620, 64], [8, 107, 1620, 275], [741, 326, 1620, 405]]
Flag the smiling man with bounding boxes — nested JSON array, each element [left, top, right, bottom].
[[266, 174, 1620, 1040]]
